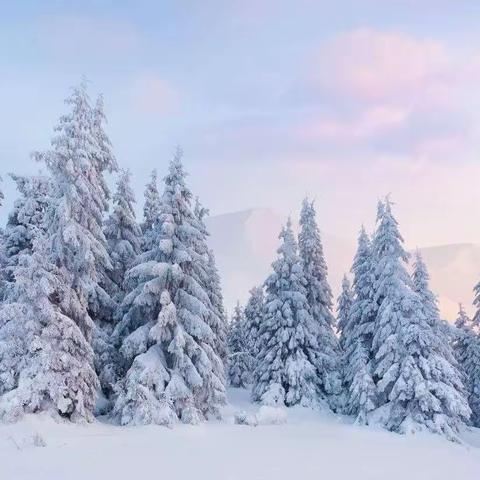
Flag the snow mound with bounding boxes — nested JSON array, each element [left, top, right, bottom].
[[256, 406, 287, 425]]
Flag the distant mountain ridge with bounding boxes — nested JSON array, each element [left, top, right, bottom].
[[206, 208, 480, 321]]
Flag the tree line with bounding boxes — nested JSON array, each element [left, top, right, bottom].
[[228, 198, 480, 442], [0, 83, 478, 442]]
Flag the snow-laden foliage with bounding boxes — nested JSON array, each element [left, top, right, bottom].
[[141, 169, 161, 246], [194, 198, 228, 363], [27, 83, 121, 418], [371, 198, 470, 440], [34, 83, 114, 339], [206, 249, 228, 361], [412, 251, 459, 368], [243, 285, 264, 372], [0, 176, 3, 207], [227, 303, 252, 388], [1, 174, 51, 288], [34, 83, 120, 404], [341, 227, 377, 422], [454, 305, 480, 426], [252, 219, 320, 408], [91, 94, 118, 203], [412, 252, 440, 328], [336, 275, 353, 344], [113, 150, 226, 425], [89, 92, 118, 322], [104, 170, 142, 302], [0, 237, 98, 422], [298, 198, 341, 405]]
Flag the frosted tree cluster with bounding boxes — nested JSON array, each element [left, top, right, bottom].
[[0, 84, 226, 426], [252, 219, 324, 407], [113, 149, 226, 426], [339, 199, 471, 441]]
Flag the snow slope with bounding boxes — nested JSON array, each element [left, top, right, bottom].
[[206, 209, 480, 320], [1, 388, 479, 480]]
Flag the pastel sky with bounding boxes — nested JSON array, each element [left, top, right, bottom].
[[1, 0, 480, 246]]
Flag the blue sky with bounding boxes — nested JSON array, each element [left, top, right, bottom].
[[1, 1, 480, 245]]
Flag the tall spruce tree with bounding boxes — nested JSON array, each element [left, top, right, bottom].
[[252, 219, 319, 407], [371, 198, 470, 440], [113, 150, 225, 425], [298, 198, 341, 405], [341, 227, 377, 423], [454, 305, 480, 426], [29, 83, 110, 417], [227, 302, 252, 388]]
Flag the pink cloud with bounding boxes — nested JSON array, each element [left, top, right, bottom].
[[314, 28, 450, 103], [130, 73, 179, 115], [297, 105, 410, 141], [296, 28, 480, 150]]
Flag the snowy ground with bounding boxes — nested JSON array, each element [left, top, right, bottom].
[[1, 388, 480, 480]]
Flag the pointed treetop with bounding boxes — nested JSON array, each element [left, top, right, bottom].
[[373, 195, 407, 263], [165, 146, 187, 185], [278, 217, 297, 260], [413, 249, 430, 284]]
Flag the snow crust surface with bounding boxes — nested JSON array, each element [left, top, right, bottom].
[[1, 388, 479, 480]]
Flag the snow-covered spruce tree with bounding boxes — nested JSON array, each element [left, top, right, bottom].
[[113, 150, 226, 426], [336, 275, 353, 346], [341, 227, 377, 422], [206, 249, 228, 362], [1, 174, 51, 284], [454, 305, 480, 426], [371, 198, 470, 440], [227, 302, 252, 388], [298, 198, 341, 405], [244, 285, 264, 372], [0, 236, 98, 422], [0, 175, 4, 207], [41, 84, 118, 401], [31, 84, 112, 416], [104, 170, 142, 302], [252, 219, 319, 407], [96, 170, 142, 398], [141, 169, 161, 250], [194, 197, 228, 364], [412, 251, 460, 362], [88, 91, 118, 321]]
